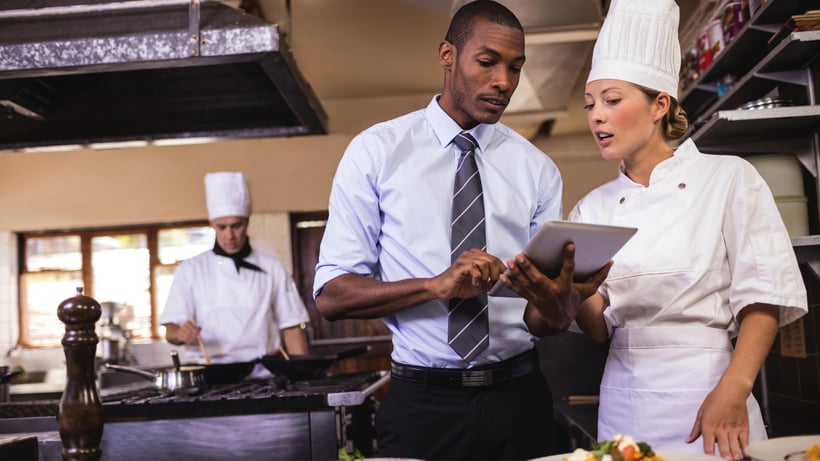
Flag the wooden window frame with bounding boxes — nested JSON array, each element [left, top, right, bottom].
[[17, 221, 209, 348]]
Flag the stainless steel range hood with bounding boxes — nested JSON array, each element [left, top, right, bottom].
[[0, 0, 328, 151]]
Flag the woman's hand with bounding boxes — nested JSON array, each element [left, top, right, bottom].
[[687, 380, 750, 460]]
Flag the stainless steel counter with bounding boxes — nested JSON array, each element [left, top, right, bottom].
[[1, 371, 390, 460]]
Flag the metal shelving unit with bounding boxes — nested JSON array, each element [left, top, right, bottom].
[[680, 0, 820, 275], [678, 0, 819, 116]]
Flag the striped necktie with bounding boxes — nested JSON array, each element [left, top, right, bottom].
[[448, 131, 489, 362]]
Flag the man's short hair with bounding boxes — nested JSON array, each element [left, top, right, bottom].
[[445, 0, 524, 50]]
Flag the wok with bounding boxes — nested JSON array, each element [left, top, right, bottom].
[[259, 345, 370, 381], [199, 361, 256, 385]]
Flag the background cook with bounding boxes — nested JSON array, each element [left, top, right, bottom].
[[160, 171, 309, 374]]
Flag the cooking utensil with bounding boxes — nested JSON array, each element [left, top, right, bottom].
[[171, 350, 181, 371], [105, 351, 205, 394], [188, 314, 211, 365], [258, 345, 370, 381], [197, 337, 212, 365]]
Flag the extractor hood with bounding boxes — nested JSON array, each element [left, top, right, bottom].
[[0, 0, 328, 151]]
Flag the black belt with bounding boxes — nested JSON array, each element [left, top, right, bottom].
[[391, 349, 538, 388]]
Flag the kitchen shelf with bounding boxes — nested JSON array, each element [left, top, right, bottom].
[[691, 106, 820, 159], [690, 31, 820, 129], [681, 0, 820, 278], [793, 235, 820, 279], [679, 0, 820, 115]]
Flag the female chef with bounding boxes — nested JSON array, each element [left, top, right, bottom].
[[569, 0, 808, 459]]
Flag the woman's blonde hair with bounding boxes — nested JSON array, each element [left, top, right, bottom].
[[635, 84, 689, 142]]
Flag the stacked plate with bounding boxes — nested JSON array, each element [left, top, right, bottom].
[[747, 154, 809, 237]]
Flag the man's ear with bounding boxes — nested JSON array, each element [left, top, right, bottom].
[[439, 41, 454, 70]]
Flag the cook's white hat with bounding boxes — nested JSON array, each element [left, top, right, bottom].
[[204, 172, 250, 220], [587, 0, 681, 98]]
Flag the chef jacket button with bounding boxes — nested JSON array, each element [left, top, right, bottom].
[[678, 183, 686, 189], [619, 197, 625, 204]]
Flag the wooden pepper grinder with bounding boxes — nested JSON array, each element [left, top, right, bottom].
[[57, 287, 103, 460]]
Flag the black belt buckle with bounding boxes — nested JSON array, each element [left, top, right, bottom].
[[461, 369, 494, 387]]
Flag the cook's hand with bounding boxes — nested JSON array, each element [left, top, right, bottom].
[[175, 320, 203, 346], [429, 248, 506, 300], [686, 382, 750, 460], [503, 242, 611, 330]]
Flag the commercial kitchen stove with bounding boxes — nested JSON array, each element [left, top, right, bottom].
[[1, 370, 390, 461]]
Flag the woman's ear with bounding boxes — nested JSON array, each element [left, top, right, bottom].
[[652, 92, 671, 122]]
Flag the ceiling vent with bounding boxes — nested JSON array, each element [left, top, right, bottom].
[[0, 0, 328, 151]]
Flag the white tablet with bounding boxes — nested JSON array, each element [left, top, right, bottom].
[[487, 220, 637, 298]]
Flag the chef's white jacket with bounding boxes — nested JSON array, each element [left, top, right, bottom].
[[570, 138, 807, 335], [160, 247, 310, 364]]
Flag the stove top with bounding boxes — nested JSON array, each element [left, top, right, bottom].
[[102, 371, 389, 420]]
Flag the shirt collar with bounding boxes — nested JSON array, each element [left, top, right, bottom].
[[617, 138, 698, 186], [425, 95, 494, 154]]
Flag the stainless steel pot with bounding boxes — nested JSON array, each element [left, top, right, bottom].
[[105, 351, 204, 394]]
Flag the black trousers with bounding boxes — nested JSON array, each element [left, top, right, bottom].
[[375, 366, 556, 460]]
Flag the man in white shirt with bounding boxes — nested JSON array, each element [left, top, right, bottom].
[[312, 1, 609, 459], [161, 172, 309, 369]]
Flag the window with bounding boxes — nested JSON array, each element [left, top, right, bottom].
[[19, 223, 214, 347]]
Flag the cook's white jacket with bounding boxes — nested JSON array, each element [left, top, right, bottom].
[[569, 138, 807, 335], [160, 246, 310, 364]]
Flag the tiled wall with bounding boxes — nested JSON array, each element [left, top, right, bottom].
[[765, 264, 820, 436]]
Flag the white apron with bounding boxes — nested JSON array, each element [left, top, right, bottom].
[[598, 326, 767, 453]]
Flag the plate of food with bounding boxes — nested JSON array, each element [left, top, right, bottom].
[[744, 435, 820, 461], [531, 435, 721, 461]]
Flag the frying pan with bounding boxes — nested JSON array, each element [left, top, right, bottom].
[[259, 345, 370, 381]]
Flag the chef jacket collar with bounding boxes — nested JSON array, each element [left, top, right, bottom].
[[213, 240, 265, 274], [617, 138, 697, 187]]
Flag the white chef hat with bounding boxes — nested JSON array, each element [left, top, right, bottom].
[[204, 172, 250, 220], [587, 0, 681, 99]]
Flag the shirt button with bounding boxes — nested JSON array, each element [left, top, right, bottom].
[[619, 197, 626, 204], [678, 183, 686, 189]]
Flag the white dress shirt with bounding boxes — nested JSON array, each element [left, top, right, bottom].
[[314, 96, 564, 368]]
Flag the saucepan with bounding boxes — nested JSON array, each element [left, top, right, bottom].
[[105, 350, 205, 394], [258, 345, 371, 381]]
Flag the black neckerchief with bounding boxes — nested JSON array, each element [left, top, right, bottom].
[[213, 240, 265, 274]]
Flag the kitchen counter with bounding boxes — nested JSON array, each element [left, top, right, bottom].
[[0, 371, 390, 460]]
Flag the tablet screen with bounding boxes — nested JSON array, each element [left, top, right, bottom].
[[488, 220, 637, 298]]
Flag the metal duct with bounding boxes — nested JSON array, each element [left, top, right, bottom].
[[0, 0, 327, 151]]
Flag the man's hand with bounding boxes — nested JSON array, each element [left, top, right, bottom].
[[165, 320, 202, 346], [504, 242, 611, 331], [427, 248, 507, 300]]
